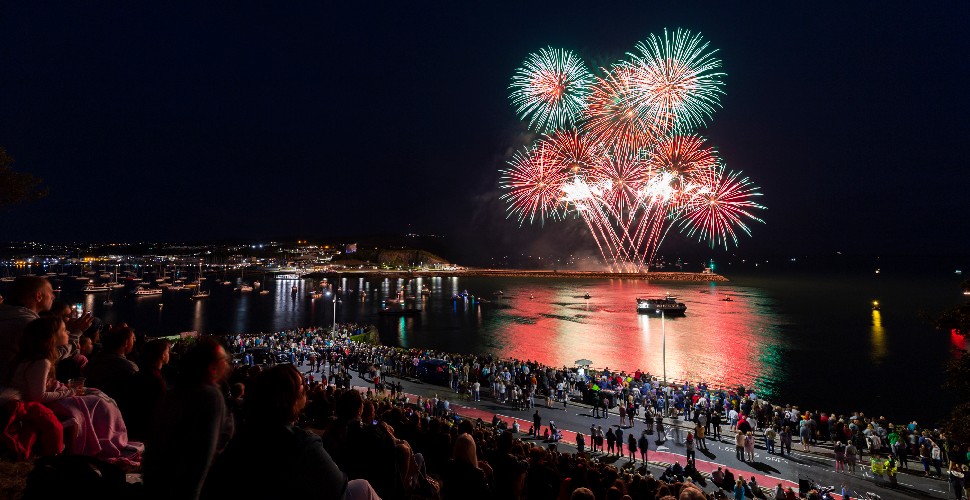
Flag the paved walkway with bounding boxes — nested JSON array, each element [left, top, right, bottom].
[[305, 365, 956, 499]]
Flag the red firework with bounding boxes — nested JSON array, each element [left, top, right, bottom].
[[500, 143, 571, 225]]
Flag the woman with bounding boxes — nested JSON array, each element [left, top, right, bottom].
[[442, 433, 492, 500], [627, 431, 637, 461], [834, 441, 846, 472], [606, 427, 616, 454], [201, 364, 379, 499], [733, 478, 746, 500], [745, 431, 756, 462], [595, 425, 604, 452], [7, 316, 137, 459]]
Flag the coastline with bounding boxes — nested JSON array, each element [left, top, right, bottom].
[[309, 269, 729, 282]]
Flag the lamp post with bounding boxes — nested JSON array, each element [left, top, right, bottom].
[[332, 295, 341, 333]]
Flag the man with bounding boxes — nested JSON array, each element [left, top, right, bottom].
[[144, 337, 233, 500], [0, 276, 89, 380], [533, 410, 541, 437], [83, 326, 139, 400]]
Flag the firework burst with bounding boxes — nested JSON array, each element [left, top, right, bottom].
[[500, 144, 570, 225], [502, 29, 764, 270], [509, 47, 594, 133]]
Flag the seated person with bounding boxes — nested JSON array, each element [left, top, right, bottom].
[[201, 364, 378, 499], [83, 326, 138, 400], [6, 316, 138, 459], [118, 338, 170, 440]]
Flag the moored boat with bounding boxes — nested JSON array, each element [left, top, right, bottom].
[[636, 294, 687, 315]]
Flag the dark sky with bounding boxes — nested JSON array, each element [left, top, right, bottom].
[[2, 2, 968, 263]]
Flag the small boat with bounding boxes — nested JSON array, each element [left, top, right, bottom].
[[83, 281, 110, 293], [494, 290, 504, 296], [720, 296, 734, 302], [583, 292, 591, 300], [236, 284, 254, 293], [133, 286, 163, 296], [276, 274, 300, 280], [636, 294, 687, 315], [191, 262, 209, 300], [872, 300, 880, 311]]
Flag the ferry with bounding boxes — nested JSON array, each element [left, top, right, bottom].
[[636, 294, 687, 315], [275, 274, 300, 280], [133, 287, 163, 296]]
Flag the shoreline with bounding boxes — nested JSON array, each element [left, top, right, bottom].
[[307, 269, 729, 282]]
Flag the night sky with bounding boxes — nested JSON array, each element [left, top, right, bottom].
[[2, 2, 968, 264]]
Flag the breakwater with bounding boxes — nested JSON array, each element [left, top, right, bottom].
[[312, 269, 728, 282]]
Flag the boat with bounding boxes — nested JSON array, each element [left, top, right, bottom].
[[275, 274, 300, 280], [83, 281, 110, 293], [236, 284, 254, 293], [191, 261, 209, 300], [636, 294, 687, 315], [380, 301, 422, 316], [872, 300, 880, 311], [133, 286, 163, 296], [583, 292, 591, 300], [720, 296, 734, 302]]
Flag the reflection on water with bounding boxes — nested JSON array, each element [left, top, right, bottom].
[[55, 270, 964, 422], [871, 309, 887, 364]]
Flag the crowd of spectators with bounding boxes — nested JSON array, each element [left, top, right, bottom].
[[0, 275, 968, 499]]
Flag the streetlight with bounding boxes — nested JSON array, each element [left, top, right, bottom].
[[662, 310, 667, 417], [332, 295, 341, 333]]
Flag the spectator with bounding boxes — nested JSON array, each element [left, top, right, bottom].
[[5, 316, 137, 458], [202, 364, 380, 499], [442, 433, 492, 499], [83, 326, 138, 400], [143, 336, 233, 500], [119, 338, 170, 440], [0, 276, 88, 380]]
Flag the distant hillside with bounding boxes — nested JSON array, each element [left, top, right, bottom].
[[333, 247, 451, 268]]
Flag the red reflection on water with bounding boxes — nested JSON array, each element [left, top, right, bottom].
[[489, 281, 774, 389]]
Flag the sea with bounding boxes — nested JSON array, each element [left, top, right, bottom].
[[10, 263, 967, 424]]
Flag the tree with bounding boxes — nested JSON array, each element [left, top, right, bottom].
[[942, 349, 970, 445], [0, 146, 47, 210]]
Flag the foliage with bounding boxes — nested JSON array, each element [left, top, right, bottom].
[[942, 343, 970, 444], [936, 302, 970, 335], [0, 147, 47, 210]]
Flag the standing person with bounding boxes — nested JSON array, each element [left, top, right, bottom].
[[532, 410, 541, 438], [685, 431, 696, 465], [845, 441, 859, 473], [619, 403, 627, 427], [712, 410, 723, 441], [764, 425, 777, 455], [744, 431, 756, 462], [638, 430, 650, 463], [120, 338, 171, 441], [656, 413, 666, 444], [735, 430, 746, 461], [616, 427, 625, 457], [606, 428, 616, 455], [834, 441, 846, 473], [627, 432, 637, 461], [144, 337, 234, 500], [596, 425, 604, 453], [576, 432, 585, 454], [780, 426, 793, 456], [589, 424, 597, 452], [696, 422, 708, 450]]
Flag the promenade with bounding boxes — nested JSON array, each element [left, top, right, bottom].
[[316, 364, 955, 499]]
